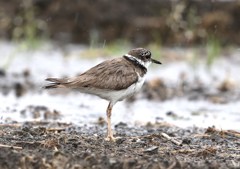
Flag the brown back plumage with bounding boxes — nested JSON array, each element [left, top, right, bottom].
[[44, 57, 146, 91]]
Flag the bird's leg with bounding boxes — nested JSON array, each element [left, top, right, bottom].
[[105, 102, 115, 141]]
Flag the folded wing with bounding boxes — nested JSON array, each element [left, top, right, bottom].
[[68, 58, 139, 90]]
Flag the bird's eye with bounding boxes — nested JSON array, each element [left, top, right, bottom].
[[146, 55, 150, 59]]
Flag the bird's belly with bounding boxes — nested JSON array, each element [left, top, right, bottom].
[[98, 76, 145, 103], [78, 76, 145, 104]]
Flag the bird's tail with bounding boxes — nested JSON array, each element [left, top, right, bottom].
[[43, 78, 68, 89]]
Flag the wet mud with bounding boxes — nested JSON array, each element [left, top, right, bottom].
[[1, 68, 240, 169], [0, 122, 239, 169]]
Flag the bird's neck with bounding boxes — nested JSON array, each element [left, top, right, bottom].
[[123, 54, 150, 73]]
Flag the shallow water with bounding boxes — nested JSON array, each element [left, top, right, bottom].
[[0, 41, 240, 130]]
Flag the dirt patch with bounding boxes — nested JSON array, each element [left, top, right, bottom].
[[0, 122, 239, 169]]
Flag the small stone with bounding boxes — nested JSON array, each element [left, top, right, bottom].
[[0, 69, 6, 77], [23, 69, 30, 77], [14, 82, 25, 97], [114, 122, 127, 128], [143, 146, 158, 154], [109, 158, 117, 164], [182, 138, 191, 144]]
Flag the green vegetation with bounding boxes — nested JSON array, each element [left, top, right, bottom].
[[81, 40, 131, 58], [12, 0, 47, 50], [2, 0, 47, 69], [206, 36, 221, 68], [80, 41, 163, 61]]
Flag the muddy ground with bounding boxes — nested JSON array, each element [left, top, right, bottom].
[[0, 65, 240, 169], [0, 121, 240, 169]]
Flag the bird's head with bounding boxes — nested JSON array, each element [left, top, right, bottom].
[[124, 48, 161, 69]]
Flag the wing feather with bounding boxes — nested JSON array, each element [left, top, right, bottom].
[[68, 58, 138, 90]]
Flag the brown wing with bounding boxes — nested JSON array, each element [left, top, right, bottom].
[[67, 58, 139, 90]]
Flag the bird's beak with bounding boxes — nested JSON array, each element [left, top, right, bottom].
[[151, 58, 162, 64]]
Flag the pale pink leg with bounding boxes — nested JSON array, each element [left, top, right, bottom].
[[105, 102, 115, 141]]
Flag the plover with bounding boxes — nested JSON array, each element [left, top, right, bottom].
[[44, 48, 161, 141]]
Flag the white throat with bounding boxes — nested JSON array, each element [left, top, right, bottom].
[[124, 54, 151, 69]]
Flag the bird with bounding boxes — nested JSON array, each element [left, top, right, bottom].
[[44, 48, 161, 141]]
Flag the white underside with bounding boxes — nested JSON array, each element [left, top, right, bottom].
[[79, 74, 146, 105], [78, 54, 152, 105]]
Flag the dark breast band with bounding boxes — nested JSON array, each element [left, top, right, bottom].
[[123, 55, 147, 74]]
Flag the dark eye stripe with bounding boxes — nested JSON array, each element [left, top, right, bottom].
[[141, 52, 150, 56], [146, 55, 150, 59]]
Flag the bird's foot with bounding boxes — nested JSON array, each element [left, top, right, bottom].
[[105, 135, 123, 142], [105, 135, 116, 142]]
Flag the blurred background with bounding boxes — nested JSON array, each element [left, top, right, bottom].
[[1, 0, 240, 46], [0, 0, 240, 130]]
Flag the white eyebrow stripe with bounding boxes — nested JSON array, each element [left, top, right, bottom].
[[124, 54, 146, 68], [124, 54, 134, 58]]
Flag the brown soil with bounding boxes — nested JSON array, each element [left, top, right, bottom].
[[0, 122, 239, 169]]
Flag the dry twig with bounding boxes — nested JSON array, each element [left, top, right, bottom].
[[0, 144, 22, 150], [161, 132, 182, 146], [47, 128, 66, 132]]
